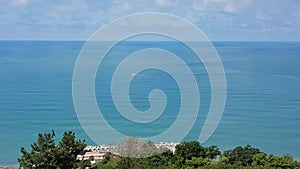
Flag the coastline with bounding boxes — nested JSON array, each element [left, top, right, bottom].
[[1, 41, 300, 167], [3, 142, 300, 168]]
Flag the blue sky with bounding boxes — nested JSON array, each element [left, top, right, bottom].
[[0, 0, 299, 41]]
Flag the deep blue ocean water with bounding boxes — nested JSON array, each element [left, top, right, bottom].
[[0, 41, 300, 166]]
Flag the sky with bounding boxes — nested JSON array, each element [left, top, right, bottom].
[[0, 0, 299, 41]]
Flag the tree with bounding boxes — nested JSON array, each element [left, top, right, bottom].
[[18, 131, 86, 169], [223, 145, 261, 166], [137, 150, 174, 168], [56, 131, 86, 168], [93, 160, 119, 169], [186, 157, 213, 168], [174, 141, 206, 160], [18, 132, 57, 169], [220, 156, 229, 163], [205, 145, 221, 159], [265, 154, 300, 169], [252, 153, 267, 166]]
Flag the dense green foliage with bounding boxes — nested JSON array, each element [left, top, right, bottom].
[[92, 148, 300, 169], [223, 145, 261, 166], [18, 131, 86, 169], [19, 132, 300, 169], [91, 142, 300, 169], [91, 143, 300, 169]]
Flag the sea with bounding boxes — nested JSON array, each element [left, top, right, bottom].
[[0, 41, 300, 166]]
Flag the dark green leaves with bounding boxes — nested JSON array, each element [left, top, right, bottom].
[[18, 131, 86, 169]]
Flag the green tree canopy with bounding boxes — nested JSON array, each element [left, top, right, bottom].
[[223, 145, 261, 166], [18, 131, 86, 169], [174, 141, 206, 160], [205, 145, 221, 159]]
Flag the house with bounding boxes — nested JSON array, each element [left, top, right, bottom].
[[77, 150, 107, 164]]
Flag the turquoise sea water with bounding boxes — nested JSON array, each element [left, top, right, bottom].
[[0, 41, 300, 166]]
